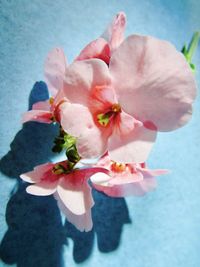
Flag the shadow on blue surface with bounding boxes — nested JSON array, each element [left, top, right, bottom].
[[0, 82, 131, 266], [65, 191, 131, 263]]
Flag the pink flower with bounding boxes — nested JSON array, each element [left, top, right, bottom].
[[90, 154, 168, 197], [59, 82, 155, 162], [42, 44, 156, 163], [76, 12, 126, 64], [56, 39, 195, 162], [43, 13, 196, 163], [45, 55, 135, 160], [20, 161, 104, 232]]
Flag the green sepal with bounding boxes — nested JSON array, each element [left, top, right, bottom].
[[64, 134, 76, 150], [52, 128, 76, 153], [66, 145, 81, 163], [181, 32, 200, 72]]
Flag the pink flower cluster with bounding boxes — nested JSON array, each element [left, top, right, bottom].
[[20, 12, 197, 231]]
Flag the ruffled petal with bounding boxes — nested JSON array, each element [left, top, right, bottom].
[[54, 192, 93, 232], [57, 170, 94, 215], [101, 11, 126, 51], [108, 126, 157, 163], [60, 102, 95, 136], [22, 110, 52, 124], [76, 38, 110, 64], [77, 130, 109, 159], [44, 47, 67, 96], [115, 110, 143, 136], [91, 169, 143, 197], [110, 35, 197, 131], [55, 59, 111, 107], [26, 181, 58, 196], [92, 177, 156, 197], [60, 102, 109, 158], [109, 171, 143, 185]]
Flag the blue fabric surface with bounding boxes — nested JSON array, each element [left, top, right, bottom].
[[0, 0, 200, 266]]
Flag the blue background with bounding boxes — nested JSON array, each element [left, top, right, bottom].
[[0, 0, 200, 266]]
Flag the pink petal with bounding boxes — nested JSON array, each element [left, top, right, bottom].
[[115, 110, 143, 136], [101, 11, 126, 51], [109, 171, 143, 185], [138, 168, 169, 178], [22, 110, 52, 124], [57, 171, 94, 215], [32, 100, 51, 111], [108, 126, 157, 163], [92, 177, 156, 197], [76, 38, 110, 64], [26, 180, 58, 196], [90, 182, 130, 197], [89, 85, 117, 114], [60, 102, 109, 158], [90, 165, 157, 197], [90, 172, 111, 186], [20, 163, 54, 183], [95, 153, 111, 168], [54, 192, 93, 232], [77, 130, 109, 159], [110, 35, 197, 132], [134, 177, 157, 195], [60, 102, 95, 136], [91, 171, 143, 186], [56, 59, 111, 106], [44, 47, 67, 96]]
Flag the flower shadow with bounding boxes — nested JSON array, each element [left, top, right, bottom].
[[0, 82, 66, 267], [0, 81, 131, 266], [65, 190, 131, 263], [0, 184, 66, 267]]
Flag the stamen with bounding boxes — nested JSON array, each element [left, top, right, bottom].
[[112, 103, 121, 113], [111, 162, 126, 172], [49, 97, 54, 105]]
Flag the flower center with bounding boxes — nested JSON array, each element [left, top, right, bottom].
[[97, 103, 121, 127], [111, 162, 126, 172]]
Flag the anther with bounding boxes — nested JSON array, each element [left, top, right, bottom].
[[111, 103, 121, 113], [111, 162, 126, 172]]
